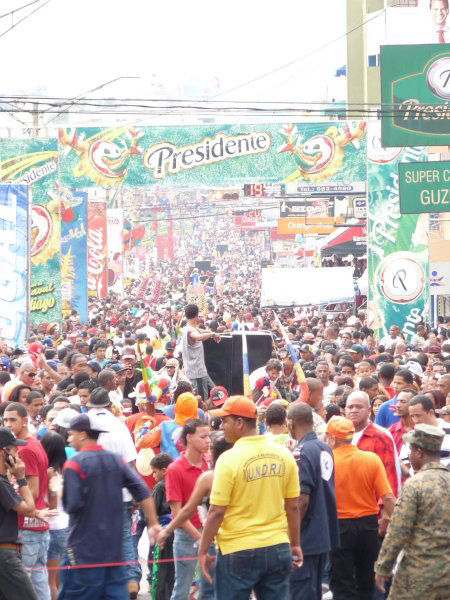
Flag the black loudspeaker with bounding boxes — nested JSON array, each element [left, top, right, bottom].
[[204, 332, 273, 395], [194, 260, 212, 272]]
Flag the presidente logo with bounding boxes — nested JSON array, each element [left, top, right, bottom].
[[426, 57, 450, 100], [143, 131, 271, 179], [392, 51, 450, 134]]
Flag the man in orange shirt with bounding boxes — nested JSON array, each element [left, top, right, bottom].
[[326, 417, 395, 600]]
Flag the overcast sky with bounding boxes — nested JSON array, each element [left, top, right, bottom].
[[1, 0, 347, 103]]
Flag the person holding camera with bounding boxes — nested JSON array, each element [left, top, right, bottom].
[[0, 427, 38, 600]]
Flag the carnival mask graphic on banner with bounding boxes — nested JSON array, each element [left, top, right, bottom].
[[59, 123, 367, 188], [367, 123, 429, 340], [59, 127, 141, 187]]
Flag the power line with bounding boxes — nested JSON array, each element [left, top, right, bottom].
[[0, 95, 417, 107], [208, 9, 386, 99], [0, 0, 42, 21], [0, 0, 52, 42]]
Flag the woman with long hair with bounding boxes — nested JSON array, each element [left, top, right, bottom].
[[40, 432, 70, 600]]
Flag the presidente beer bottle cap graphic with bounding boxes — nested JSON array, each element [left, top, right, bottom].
[[426, 56, 450, 100], [378, 251, 426, 304]]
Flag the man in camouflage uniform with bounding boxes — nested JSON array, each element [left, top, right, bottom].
[[375, 424, 450, 600]]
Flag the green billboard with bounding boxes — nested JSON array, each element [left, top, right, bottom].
[[367, 123, 428, 340], [58, 123, 367, 188], [399, 161, 450, 213], [0, 139, 61, 326], [381, 43, 450, 147]]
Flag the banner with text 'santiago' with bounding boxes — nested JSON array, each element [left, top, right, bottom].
[[0, 139, 60, 326], [367, 123, 428, 340], [0, 185, 29, 348], [60, 190, 88, 323], [58, 123, 367, 188]]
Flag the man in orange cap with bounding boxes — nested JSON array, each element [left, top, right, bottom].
[[198, 396, 302, 600], [326, 416, 396, 600]]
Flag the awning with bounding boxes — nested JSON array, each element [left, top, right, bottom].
[[321, 225, 367, 258]]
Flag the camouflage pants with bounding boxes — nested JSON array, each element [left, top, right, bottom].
[[389, 566, 449, 600]]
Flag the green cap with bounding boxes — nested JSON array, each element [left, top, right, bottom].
[[403, 423, 444, 452]]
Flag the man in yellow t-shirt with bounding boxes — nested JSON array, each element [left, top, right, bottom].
[[198, 396, 302, 600]]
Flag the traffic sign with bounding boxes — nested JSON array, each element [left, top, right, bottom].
[[398, 161, 450, 214]]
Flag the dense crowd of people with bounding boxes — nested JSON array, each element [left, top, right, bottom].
[[0, 216, 449, 600]]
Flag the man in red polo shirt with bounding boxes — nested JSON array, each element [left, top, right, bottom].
[[165, 417, 213, 599], [3, 402, 50, 600]]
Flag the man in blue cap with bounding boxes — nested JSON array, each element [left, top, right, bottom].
[[59, 413, 160, 600]]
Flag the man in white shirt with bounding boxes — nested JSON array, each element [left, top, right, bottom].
[[380, 325, 404, 353], [87, 388, 141, 597]]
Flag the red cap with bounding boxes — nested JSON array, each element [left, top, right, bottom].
[[209, 386, 228, 407], [210, 396, 257, 418]]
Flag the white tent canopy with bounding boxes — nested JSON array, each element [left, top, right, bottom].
[[260, 267, 355, 307]]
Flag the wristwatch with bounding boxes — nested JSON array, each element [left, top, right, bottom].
[[17, 478, 28, 488]]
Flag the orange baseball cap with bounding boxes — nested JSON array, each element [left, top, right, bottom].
[[174, 392, 199, 426], [210, 396, 257, 419], [326, 416, 355, 440]]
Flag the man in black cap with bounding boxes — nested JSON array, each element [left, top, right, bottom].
[[154, 340, 177, 371], [0, 428, 37, 600], [59, 413, 160, 600]]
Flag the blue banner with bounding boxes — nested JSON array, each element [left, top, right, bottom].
[[0, 184, 29, 348], [60, 190, 88, 323]]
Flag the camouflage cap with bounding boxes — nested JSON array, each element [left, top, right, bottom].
[[403, 423, 444, 452]]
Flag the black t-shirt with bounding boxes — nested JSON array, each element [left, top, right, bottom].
[[123, 369, 143, 413], [0, 475, 21, 543], [151, 480, 170, 518]]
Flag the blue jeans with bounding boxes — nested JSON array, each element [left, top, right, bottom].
[[19, 529, 51, 600], [170, 528, 215, 600], [289, 553, 327, 600], [215, 543, 292, 600], [122, 502, 141, 583], [48, 528, 69, 561], [58, 558, 127, 600]]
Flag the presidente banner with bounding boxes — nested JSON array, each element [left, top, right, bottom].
[[381, 43, 450, 147], [58, 122, 367, 188], [107, 208, 124, 296], [0, 185, 29, 348], [60, 190, 88, 323], [0, 138, 60, 325], [367, 123, 428, 340], [87, 200, 107, 298]]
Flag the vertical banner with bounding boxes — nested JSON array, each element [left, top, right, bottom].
[[60, 190, 88, 323], [0, 184, 29, 347], [367, 124, 428, 340], [107, 208, 124, 295], [87, 200, 107, 298], [0, 139, 60, 326]]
